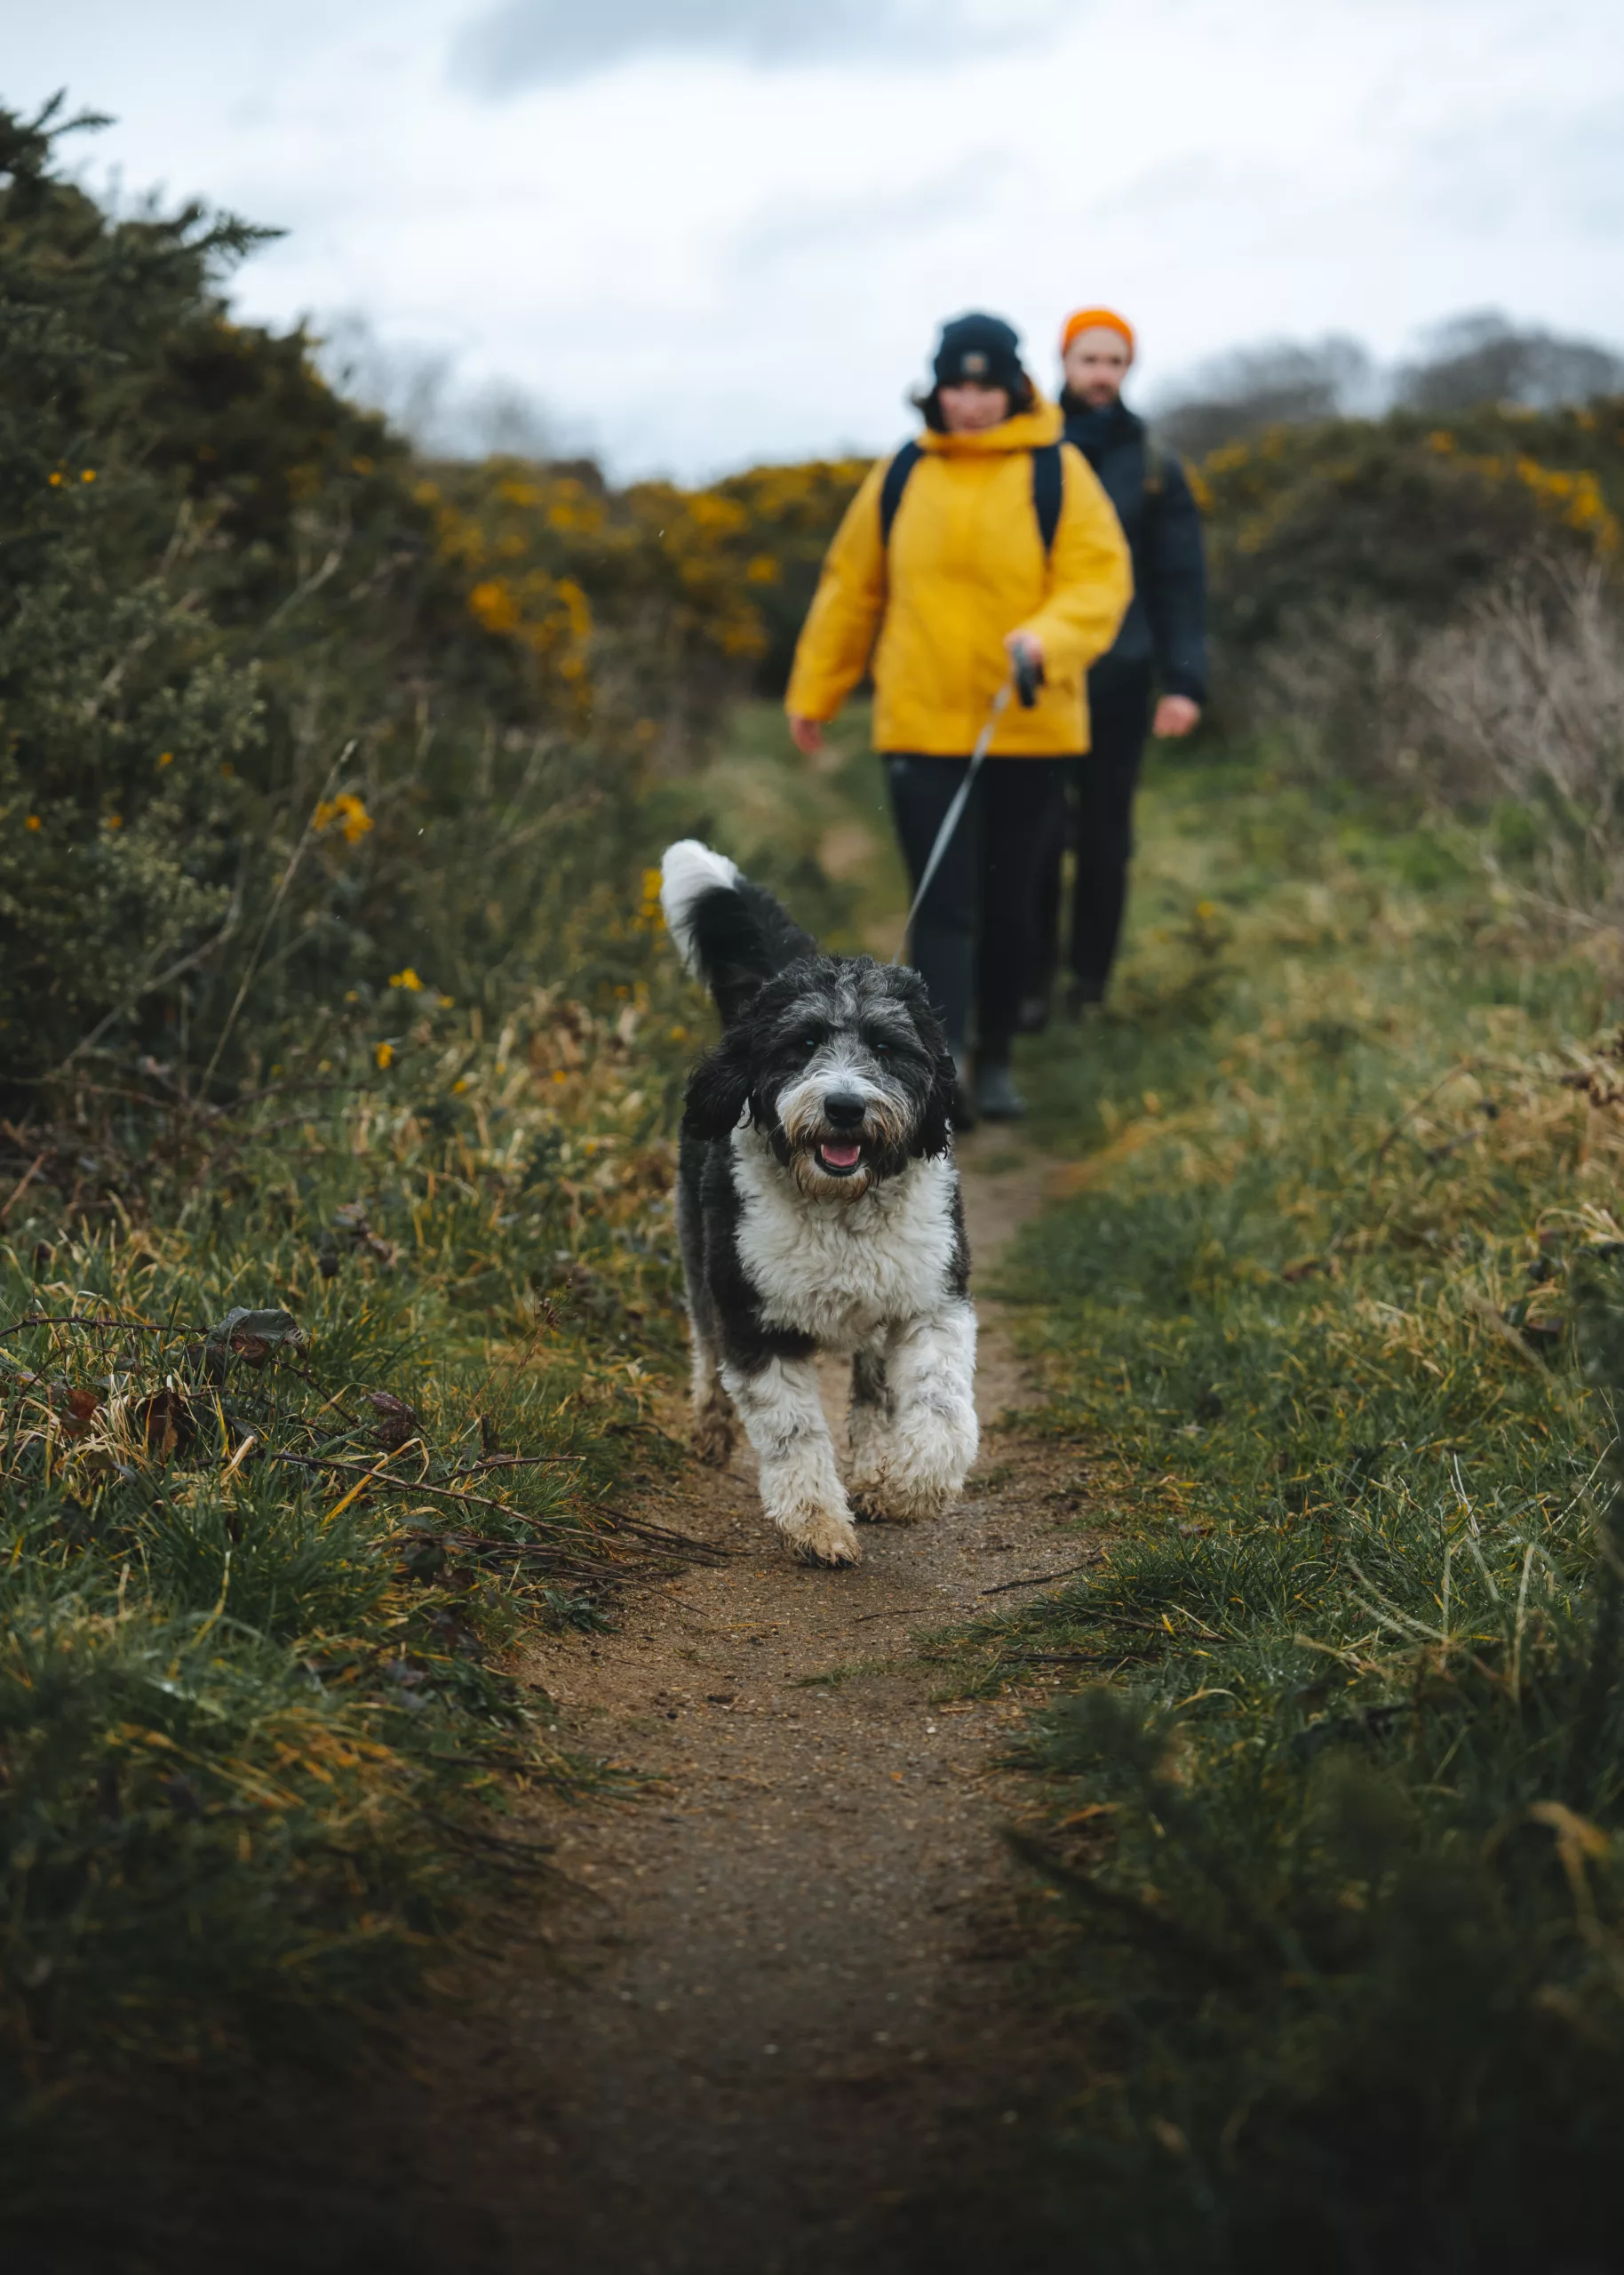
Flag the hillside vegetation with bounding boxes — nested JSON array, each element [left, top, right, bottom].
[[931, 765, 1624, 2271], [6, 90, 1624, 2260]]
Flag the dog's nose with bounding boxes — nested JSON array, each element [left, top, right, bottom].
[[823, 1089, 866, 1130]]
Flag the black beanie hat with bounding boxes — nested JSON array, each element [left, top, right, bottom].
[[933, 312, 1024, 392]]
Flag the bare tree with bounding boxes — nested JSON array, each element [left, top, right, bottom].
[[1150, 311, 1624, 459], [1395, 312, 1624, 416], [1150, 335, 1378, 458], [314, 312, 558, 461]]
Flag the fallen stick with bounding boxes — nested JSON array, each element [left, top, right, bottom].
[[981, 1560, 1100, 1596]]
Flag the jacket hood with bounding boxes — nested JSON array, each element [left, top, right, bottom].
[[920, 395, 1063, 456]]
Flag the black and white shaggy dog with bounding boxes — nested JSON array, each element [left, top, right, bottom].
[[660, 839, 977, 1568]]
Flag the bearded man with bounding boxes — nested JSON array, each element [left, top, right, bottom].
[[1031, 307, 1208, 1016]]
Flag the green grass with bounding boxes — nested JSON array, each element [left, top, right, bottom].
[[0, 962, 703, 2180], [642, 696, 909, 957], [937, 746, 1624, 2272]]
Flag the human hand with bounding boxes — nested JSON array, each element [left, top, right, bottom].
[[1003, 630, 1044, 673], [1152, 695, 1201, 738], [788, 714, 825, 755]]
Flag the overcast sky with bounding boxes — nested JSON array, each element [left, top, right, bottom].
[[6, 0, 1622, 480]]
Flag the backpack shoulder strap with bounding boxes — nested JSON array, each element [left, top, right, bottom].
[[1031, 441, 1063, 555], [883, 436, 1066, 554], [878, 441, 924, 545], [1141, 422, 1165, 498]]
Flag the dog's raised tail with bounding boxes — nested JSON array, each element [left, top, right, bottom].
[[660, 839, 816, 1026]]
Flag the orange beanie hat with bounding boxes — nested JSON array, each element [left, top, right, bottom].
[[1061, 307, 1135, 358]]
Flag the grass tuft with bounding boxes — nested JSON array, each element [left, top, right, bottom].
[[936, 750, 1624, 2272], [0, 981, 704, 2166]]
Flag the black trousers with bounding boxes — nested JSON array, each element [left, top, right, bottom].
[[1034, 665, 1153, 996], [887, 754, 1071, 1060]]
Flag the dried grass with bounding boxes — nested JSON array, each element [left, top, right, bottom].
[[0, 978, 700, 2155], [935, 752, 1624, 2271]]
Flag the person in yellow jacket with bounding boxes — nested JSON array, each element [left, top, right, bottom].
[[786, 312, 1130, 1122]]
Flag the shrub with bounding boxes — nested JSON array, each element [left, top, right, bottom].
[[2, 98, 833, 1095], [1420, 559, 1624, 914]]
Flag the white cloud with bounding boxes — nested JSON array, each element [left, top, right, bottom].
[[4, 0, 1620, 480]]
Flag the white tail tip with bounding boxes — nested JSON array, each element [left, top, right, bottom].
[[659, 839, 740, 972]]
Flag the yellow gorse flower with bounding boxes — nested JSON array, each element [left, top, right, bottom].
[[313, 792, 374, 844], [633, 867, 665, 934], [374, 1041, 394, 1069], [389, 968, 424, 992], [468, 579, 520, 635]]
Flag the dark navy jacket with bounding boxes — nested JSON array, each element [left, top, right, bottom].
[[1061, 393, 1207, 703]]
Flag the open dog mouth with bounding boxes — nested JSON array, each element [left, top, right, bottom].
[[815, 1140, 864, 1176]]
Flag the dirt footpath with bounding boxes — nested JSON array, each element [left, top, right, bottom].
[[429, 1132, 1093, 2273]]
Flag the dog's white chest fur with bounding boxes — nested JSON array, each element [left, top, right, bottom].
[[729, 1129, 959, 1352]]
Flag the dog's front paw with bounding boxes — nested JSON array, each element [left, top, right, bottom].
[[848, 1473, 951, 1525], [780, 1505, 863, 1566]]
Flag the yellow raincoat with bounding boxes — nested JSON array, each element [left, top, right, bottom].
[[785, 396, 1131, 756]]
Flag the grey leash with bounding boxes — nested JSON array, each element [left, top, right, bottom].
[[894, 649, 1041, 963]]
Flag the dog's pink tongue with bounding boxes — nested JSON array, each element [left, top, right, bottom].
[[821, 1142, 862, 1169]]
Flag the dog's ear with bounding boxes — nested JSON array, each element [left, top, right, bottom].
[[883, 966, 956, 1158], [914, 1050, 959, 1159], [683, 1029, 754, 1140]]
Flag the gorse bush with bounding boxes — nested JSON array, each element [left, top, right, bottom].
[[0, 93, 726, 2187], [424, 449, 871, 738], [0, 99, 847, 1098], [1193, 400, 1623, 646], [0, 104, 275, 1075], [1196, 403, 1624, 779], [0, 97, 487, 1082]]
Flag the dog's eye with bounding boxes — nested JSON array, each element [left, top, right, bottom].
[[800, 1033, 821, 1053]]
